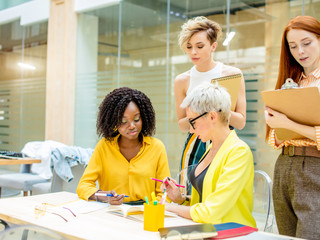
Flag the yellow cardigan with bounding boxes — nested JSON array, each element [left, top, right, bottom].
[[190, 130, 256, 228], [77, 135, 170, 202]]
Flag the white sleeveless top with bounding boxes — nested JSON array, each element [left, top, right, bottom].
[[187, 62, 223, 95]]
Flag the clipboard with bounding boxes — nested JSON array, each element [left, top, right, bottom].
[[211, 74, 241, 111], [261, 87, 320, 140]]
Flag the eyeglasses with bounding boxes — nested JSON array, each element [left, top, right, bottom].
[[188, 112, 208, 130], [34, 203, 76, 222]]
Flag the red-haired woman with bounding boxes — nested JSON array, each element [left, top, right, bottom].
[[265, 16, 320, 239]]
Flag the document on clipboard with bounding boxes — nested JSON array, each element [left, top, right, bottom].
[[211, 74, 242, 111], [261, 87, 320, 140]]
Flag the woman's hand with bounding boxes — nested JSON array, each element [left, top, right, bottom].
[[160, 177, 185, 204], [93, 190, 125, 205], [265, 106, 317, 142], [265, 107, 291, 129]]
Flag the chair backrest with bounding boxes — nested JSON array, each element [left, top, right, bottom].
[[51, 164, 85, 193], [0, 224, 66, 240], [253, 170, 274, 232], [175, 165, 196, 195], [0, 219, 9, 233], [19, 164, 31, 173]]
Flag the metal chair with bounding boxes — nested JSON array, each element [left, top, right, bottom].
[[0, 219, 9, 233], [0, 224, 66, 240], [253, 170, 275, 232], [31, 164, 86, 195], [0, 164, 49, 198], [50, 164, 85, 193]]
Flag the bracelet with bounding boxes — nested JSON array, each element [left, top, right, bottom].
[[95, 190, 102, 202], [181, 195, 190, 206]]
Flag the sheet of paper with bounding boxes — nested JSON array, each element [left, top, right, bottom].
[[61, 199, 109, 214]]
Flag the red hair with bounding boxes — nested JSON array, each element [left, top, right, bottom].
[[266, 16, 320, 141]]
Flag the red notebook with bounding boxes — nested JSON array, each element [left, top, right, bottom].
[[211, 222, 258, 239]]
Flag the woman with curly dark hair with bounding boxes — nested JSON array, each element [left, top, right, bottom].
[[77, 87, 170, 205]]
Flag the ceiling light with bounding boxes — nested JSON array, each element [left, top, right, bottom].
[[18, 62, 36, 70], [223, 31, 236, 46]]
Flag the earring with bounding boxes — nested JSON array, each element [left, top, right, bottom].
[[113, 126, 118, 132]]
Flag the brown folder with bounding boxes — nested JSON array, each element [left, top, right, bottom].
[[261, 87, 320, 140], [211, 74, 241, 111]]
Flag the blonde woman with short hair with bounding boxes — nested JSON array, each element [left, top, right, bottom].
[[162, 82, 255, 227], [175, 16, 247, 174]]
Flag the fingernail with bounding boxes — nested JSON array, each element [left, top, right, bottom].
[[168, 177, 171, 181]]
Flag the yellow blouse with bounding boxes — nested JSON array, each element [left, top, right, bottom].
[[77, 135, 170, 202], [190, 130, 256, 228]]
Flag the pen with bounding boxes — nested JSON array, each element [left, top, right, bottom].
[[95, 193, 130, 197], [145, 196, 149, 205], [150, 177, 185, 188]]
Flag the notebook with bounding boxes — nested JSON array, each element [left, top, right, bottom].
[[158, 223, 217, 240], [0, 151, 25, 159], [211, 222, 258, 239], [106, 204, 177, 222], [211, 74, 242, 111]]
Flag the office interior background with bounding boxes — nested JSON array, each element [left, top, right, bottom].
[[0, 0, 319, 178]]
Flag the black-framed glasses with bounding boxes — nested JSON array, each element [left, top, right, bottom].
[[188, 112, 208, 130]]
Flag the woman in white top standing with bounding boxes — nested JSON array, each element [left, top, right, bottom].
[[175, 16, 247, 172]]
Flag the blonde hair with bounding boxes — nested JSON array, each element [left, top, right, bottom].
[[180, 82, 231, 124], [178, 16, 222, 50]]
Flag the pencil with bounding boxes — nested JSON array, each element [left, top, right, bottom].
[[150, 177, 185, 188]]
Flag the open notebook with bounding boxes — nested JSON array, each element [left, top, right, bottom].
[[106, 204, 177, 222]]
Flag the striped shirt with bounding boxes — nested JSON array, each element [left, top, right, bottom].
[[268, 67, 320, 150]]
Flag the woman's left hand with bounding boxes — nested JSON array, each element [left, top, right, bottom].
[[265, 107, 291, 129]]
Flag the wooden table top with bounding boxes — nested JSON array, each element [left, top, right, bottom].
[[0, 158, 41, 165]]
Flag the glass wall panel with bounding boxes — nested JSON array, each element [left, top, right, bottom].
[[0, 20, 47, 153], [0, 0, 32, 11], [74, 0, 320, 178], [75, 4, 120, 148]]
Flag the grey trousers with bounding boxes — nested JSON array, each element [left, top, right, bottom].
[[273, 153, 320, 240]]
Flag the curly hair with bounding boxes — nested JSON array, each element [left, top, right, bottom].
[[97, 87, 156, 141], [178, 16, 222, 51]]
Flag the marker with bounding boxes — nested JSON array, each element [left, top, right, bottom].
[[150, 177, 185, 188], [160, 190, 167, 205], [153, 200, 158, 206], [151, 191, 156, 202], [145, 196, 149, 205], [95, 193, 129, 197]]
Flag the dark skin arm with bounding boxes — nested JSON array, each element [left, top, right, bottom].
[[89, 190, 125, 205]]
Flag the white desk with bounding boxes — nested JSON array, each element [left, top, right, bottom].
[[0, 192, 304, 240], [0, 192, 196, 240]]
